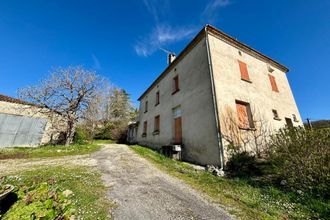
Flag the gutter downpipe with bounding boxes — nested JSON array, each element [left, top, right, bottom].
[[205, 27, 225, 171]]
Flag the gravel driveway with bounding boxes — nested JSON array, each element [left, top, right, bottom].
[[92, 144, 232, 220]]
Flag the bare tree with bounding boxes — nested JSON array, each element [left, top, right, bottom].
[[248, 108, 270, 157], [220, 106, 250, 154], [78, 85, 113, 140], [220, 105, 271, 157], [19, 66, 106, 146]]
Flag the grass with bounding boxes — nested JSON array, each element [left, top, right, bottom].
[[0, 142, 102, 160], [1, 166, 113, 219], [131, 145, 329, 220]]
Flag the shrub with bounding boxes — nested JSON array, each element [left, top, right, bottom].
[[95, 121, 128, 143], [73, 127, 90, 144], [95, 122, 114, 140], [226, 151, 262, 178], [267, 127, 330, 198]]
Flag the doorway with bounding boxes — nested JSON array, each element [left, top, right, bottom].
[[173, 106, 182, 144]]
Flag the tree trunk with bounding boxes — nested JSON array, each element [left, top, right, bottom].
[[65, 120, 75, 146]]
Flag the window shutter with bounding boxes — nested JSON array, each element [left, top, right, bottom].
[[143, 121, 147, 134], [238, 60, 250, 81], [269, 74, 279, 92], [154, 115, 160, 131], [156, 92, 160, 105], [236, 103, 249, 128]]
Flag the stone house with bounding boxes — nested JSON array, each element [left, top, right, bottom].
[[0, 94, 66, 147], [128, 25, 303, 168]]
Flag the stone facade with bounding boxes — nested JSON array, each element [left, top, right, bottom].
[[132, 25, 303, 167]]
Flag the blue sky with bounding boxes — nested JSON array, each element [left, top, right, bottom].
[[0, 0, 329, 121]]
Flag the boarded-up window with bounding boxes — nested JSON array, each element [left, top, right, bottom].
[[238, 60, 250, 82], [155, 91, 160, 106], [172, 75, 179, 94], [154, 115, 160, 132], [268, 74, 279, 92], [236, 101, 254, 129], [143, 121, 147, 136]]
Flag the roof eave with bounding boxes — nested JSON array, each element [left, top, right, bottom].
[[137, 27, 207, 101], [205, 24, 289, 73], [138, 24, 290, 101]]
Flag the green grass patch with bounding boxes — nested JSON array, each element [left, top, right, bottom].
[[131, 145, 329, 220], [1, 166, 113, 219], [0, 143, 102, 160]]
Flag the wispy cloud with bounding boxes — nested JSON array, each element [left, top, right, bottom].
[[202, 0, 231, 22], [134, 24, 197, 57], [92, 54, 101, 69], [135, 0, 231, 57], [143, 0, 169, 23]]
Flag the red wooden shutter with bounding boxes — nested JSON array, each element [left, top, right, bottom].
[[238, 60, 250, 81], [269, 74, 279, 92], [173, 76, 179, 93], [236, 103, 249, 128], [143, 121, 147, 134], [154, 115, 160, 131], [174, 117, 182, 144], [156, 92, 159, 105]]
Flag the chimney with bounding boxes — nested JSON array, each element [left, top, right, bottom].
[[167, 53, 176, 65]]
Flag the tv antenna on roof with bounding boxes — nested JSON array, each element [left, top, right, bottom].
[[160, 48, 176, 65]]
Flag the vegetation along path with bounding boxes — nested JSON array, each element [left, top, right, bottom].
[[92, 144, 232, 220]]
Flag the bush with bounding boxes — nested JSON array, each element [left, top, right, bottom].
[[95, 121, 127, 143], [226, 151, 262, 178], [267, 127, 330, 198], [73, 127, 90, 144]]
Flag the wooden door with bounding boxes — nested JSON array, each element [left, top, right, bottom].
[[174, 117, 182, 144]]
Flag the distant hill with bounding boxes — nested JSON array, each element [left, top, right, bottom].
[[304, 120, 330, 129]]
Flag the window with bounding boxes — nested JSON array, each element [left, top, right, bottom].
[[172, 106, 182, 118], [142, 121, 147, 137], [155, 91, 160, 106], [238, 60, 251, 82], [172, 75, 179, 94], [269, 74, 279, 92], [285, 118, 294, 129], [272, 109, 280, 120], [154, 115, 160, 134], [293, 114, 298, 122], [238, 51, 242, 56], [144, 101, 148, 113], [236, 101, 254, 129]]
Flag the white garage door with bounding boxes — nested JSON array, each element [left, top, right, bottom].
[[0, 113, 47, 147]]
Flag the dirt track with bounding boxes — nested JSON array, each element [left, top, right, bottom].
[[93, 144, 232, 220]]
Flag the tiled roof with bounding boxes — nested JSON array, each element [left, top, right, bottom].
[[0, 94, 35, 106]]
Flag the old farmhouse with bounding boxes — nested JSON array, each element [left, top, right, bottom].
[[128, 25, 303, 168]]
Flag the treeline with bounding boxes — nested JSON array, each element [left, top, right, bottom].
[[304, 120, 330, 129]]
